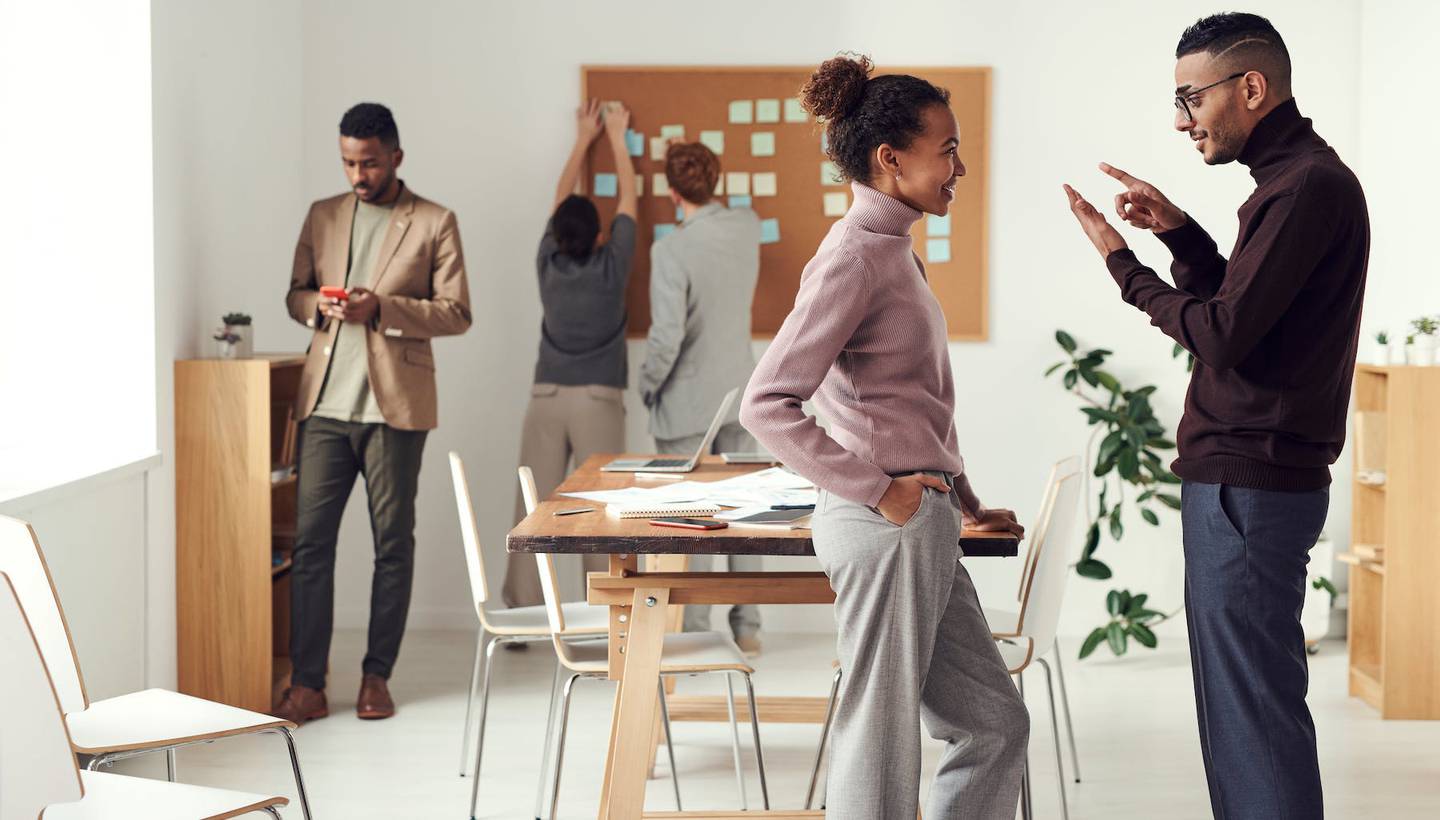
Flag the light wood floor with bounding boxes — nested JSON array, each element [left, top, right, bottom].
[[109, 630, 1439, 818]]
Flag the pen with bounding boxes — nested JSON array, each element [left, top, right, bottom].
[[553, 507, 596, 516], [770, 504, 816, 510]]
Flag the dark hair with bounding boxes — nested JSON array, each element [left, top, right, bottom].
[[800, 53, 950, 184], [552, 195, 600, 259], [339, 102, 400, 150], [665, 142, 721, 204], [1176, 12, 1291, 97]]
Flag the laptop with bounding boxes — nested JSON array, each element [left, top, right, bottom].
[[601, 388, 740, 473]]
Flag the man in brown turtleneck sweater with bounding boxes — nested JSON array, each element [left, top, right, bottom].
[[1065, 12, 1368, 820]]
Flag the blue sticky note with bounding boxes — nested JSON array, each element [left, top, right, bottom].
[[925, 238, 951, 263], [625, 129, 644, 157], [728, 195, 753, 209], [593, 173, 618, 197], [760, 218, 780, 245], [654, 223, 676, 240], [926, 213, 951, 237], [675, 205, 686, 222]]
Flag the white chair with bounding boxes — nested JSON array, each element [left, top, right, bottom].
[[449, 453, 610, 820], [521, 466, 770, 820], [0, 571, 289, 819], [985, 456, 1085, 784], [996, 466, 1083, 820], [0, 515, 311, 819]]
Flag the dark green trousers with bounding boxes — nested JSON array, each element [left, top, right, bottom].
[[291, 416, 427, 690]]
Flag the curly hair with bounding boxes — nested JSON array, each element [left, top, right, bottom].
[[800, 53, 950, 184], [664, 141, 721, 205], [339, 102, 400, 150]]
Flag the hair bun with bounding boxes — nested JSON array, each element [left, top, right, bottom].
[[800, 53, 872, 122]]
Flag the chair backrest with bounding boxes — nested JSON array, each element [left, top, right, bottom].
[[1015, 456, 1082, 603], [1015, 470, 1083, 656], [0, 572, 85, 818], [449, 452, 490, 610], [520, 467, 591, 669], [0, 515, 89, 714]]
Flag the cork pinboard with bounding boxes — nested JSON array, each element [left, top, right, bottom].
[[581, 65, 990, 340]]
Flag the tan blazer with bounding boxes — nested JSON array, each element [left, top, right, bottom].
[[286, 185, 471, 431]]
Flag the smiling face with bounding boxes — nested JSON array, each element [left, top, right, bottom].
[[886, 104, 965, 216], [1173, 52, 1255, 165]]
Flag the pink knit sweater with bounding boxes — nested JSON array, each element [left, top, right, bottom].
[[740, 183, 982, 514]]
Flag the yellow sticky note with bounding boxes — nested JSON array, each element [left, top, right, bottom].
[[823, 192, 848, 216], [784, 98, 808, 123], [821, 161, 843, 185], [714, 176, 725, 196], [659, 124, 685, 140], [699, 130, 725, 155], [755, 99, 780, 123], [650, 136, 668, 161], [636, 174, 645, 196], [728, 100, 754, 124], [752, 172, 777, 197], [725, 172, 750, 196], [750, 132, 776, 157], [652, 173, 670, 196]]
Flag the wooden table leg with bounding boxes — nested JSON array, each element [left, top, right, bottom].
[[600, 585, 670, 820], [645, 555, 689, 780]]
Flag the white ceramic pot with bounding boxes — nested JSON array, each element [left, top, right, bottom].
[[226, 325, 254, 359], [1413, 335, 1438, 366], [1369, 344, 1390, 367]]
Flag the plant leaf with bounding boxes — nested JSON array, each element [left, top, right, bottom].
[[1118, 448, 1140, 481], [1097, 431, 1125, 466], [1063, 369, 1078, 390], [1312, 576, 1338, 598], [1147, 437, 1177, 450], [1106, 589, 1122, 616], [1129, 622, 1158, 648], [1096, 370, 1122, 393], [1056, 330, 1077, 353], [1156, 493, 1182, 510], [1140, 507, 1159, 526], [1128, 593, 1149, 614], [1106, 622, 1128, 656], [1079, 627, 1107, 659], [1044, 361, 1067, 377], [1108, 507, 1124, 540], [1075, 558, 1112, 579], [1082, 523, 1100, 559]]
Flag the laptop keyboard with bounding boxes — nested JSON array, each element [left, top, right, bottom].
[[645, 458, 689, 468]]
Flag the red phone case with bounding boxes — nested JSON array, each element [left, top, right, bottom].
[[320, 286, 348, 301], [649, 518, 728, 530]]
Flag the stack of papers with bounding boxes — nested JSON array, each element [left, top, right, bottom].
[[562, 467, 817, 510]]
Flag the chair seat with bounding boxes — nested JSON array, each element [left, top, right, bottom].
[[43, 770, 286, 819], [996, 638, 1036, 674], [480, 601, 608, 636], [985, 606, 1020, 635], [66, 689, 292, 755], [561, 630, 753, 675]]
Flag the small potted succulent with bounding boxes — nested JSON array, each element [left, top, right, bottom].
[[213, 312, 253, 359], [1409, 316, 1439, 366], [1371, 330, 1391, 366]]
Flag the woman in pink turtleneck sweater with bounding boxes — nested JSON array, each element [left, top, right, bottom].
[[740, 55, 1028, 819]]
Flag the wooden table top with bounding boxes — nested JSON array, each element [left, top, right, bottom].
[[507, 455, 1019, 558]]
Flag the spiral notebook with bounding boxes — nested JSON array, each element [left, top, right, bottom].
[[606, 503, 723, 519]]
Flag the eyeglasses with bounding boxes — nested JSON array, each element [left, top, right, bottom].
[[1174, 72, 1245, 122]]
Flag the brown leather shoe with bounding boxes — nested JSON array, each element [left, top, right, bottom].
[[272, 685, 328, 725], [357, 673, 395, 720]]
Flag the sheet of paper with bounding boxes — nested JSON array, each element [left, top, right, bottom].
[[784, 97, 809, 123], [755, 98, 780, 123], [725, 171, 749, 196], [593, 173, 617, 197], [659, 124, 685, 140], [823, 191, 848, 216], [625, 129, 645, 157], [926, 213, 952, 236], [652, 173, 670, 196], [752, 171, 777, 197], [713, 176, 724, 196], [650, 136, 668, 161], [699, 130, 725, 155], [728, 99, 754, 124], [926, 237, 951, 263], [821, 161, 843, 185], [821, 132, 829, 154], [654, 223, 677, 241], [728, 194, 752, 209], [760, 217, 780, 244], [750, 131, 775, 157]]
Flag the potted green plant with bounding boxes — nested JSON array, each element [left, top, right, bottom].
[[1371, 331, 1391, 367], [213, 312, 253, 359], [1409, 316, 1439, 366]]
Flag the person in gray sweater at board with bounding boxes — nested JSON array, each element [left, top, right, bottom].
[[639, 140, 764, 654]]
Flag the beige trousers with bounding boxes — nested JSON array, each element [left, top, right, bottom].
[[502, 383, 625, 607]]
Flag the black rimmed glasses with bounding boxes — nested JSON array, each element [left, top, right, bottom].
[[1174, 72, 1246, 122]]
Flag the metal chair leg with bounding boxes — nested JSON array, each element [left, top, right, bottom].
[[467, 635, 505, 818], [459, 627, 485, 776], [262, 808, 283, 819], [532, 660, 564, 820], [657, 681, 682, 811], [275, 728, 313, 820], [546, 673, 583, 820], [1050, 638, 1082, 783], [1015, 671, 1032, 820], [805, 667, 841, 810], [165, 748, 177, 782], [740, 672, 770, 809], [1038, 658, 1070, 820], [723, 672, 748, 809]]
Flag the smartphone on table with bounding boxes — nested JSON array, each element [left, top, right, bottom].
[[650, 517, 728, 530]]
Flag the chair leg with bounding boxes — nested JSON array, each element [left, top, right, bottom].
[[263, 808, 283, 819], [459, 627, 486, 776], [657, 681, 682, 811], [1037, 658, 1070, 820], [546, 673, 583, 820], [467, 635, 506, 819], [1050, 638, 1082, 783], [740, 672, 770, 810], [723, 672, 747, 809], [532, 660, 564, 820], [165, 748, 177, 782], [275, 728, 313, 820], [805, 667, 841, 810], [1015, 671, 1032, 820]]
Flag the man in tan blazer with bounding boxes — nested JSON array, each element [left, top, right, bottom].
[[275, 103, 470, 725]]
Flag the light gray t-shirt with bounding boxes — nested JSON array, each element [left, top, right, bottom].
[[312, 197, 394, 423]]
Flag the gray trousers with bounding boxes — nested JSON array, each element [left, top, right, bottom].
[[658, 423, 762, 638], [503, 384, 624, 607], [812, 476, 1029, 819]]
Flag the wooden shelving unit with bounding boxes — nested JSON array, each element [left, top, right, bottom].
[[1346, 365, 1440, 719], [175, 354, 303, 713]]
